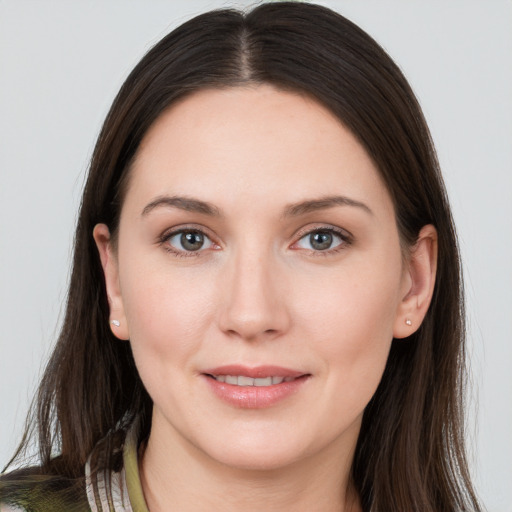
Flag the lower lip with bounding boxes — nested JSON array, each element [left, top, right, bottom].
[[203, 375, 309, 409]]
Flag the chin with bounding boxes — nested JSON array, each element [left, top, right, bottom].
[[201, 431, 315, 472], [213, 447, 305, 472]]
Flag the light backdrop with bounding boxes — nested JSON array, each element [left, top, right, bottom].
[[1, 1, 510, 510]]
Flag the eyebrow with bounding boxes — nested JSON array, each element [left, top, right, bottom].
[[141, 195, 221, 217], [141, 194, 372, 218], [283, 195, 373, 217]]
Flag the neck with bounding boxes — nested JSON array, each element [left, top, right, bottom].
[[139, 416, 362, 512]]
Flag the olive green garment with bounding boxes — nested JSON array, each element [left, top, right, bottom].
[[0, 422, 149, 512]]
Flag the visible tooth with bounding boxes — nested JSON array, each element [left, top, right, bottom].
[[221, 375, 292, 386], [238, 376, 255, 386], [254, 377, 272, 387], [225, 375, 238, 385]]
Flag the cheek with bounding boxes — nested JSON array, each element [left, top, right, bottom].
[[119, 260, 218, 376], [295, 256, 402, 403], [297, 253, 402, 336]]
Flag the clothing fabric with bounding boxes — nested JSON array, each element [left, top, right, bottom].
[[0, 423, 149, 512]]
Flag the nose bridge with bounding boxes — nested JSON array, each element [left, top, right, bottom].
[[219, 239, 289, 341]]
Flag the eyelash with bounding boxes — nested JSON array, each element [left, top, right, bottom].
[[292, 226, 353, 257], [158, 225, 353, 258], [158, 225, 218, 258]]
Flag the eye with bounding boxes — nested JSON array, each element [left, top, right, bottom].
[[165, 229, 215, 253], [293, 228, 348, 252]]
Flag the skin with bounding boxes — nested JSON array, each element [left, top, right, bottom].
[[94, 85, 437, 511]]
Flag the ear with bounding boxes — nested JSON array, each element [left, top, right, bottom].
[[393, 224, 438, 339], [93, 223, 130, 340]]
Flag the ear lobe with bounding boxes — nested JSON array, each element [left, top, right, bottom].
[[93, 223, 130, 341], [393, 224, 438, 339]]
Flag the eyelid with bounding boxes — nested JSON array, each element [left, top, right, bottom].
[[290, 224, 353, 253], [158, 224, 221, 256], [157, 223, 353, 257], [293, 223, 353, 242]]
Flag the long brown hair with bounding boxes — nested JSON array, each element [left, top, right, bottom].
[[4, 3, 481, 510]]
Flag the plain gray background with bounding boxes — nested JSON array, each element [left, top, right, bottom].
[[1, 1, 511, 510]]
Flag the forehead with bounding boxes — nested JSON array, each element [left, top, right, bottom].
[[126, 85, 393, 217]]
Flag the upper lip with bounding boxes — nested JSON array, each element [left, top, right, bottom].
[[202, 365, 307, 378]]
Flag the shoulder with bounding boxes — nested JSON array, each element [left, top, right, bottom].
[[0, 466, 89, 512]]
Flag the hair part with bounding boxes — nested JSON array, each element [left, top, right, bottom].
[[4, 3, 481, 511]]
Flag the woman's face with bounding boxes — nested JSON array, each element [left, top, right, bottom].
[[98, 85, 415, 471]]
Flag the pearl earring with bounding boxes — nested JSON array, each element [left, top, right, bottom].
[[405, 318, 412, 326], [111, 320, 120, 327]]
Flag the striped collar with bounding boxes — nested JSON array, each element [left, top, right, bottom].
[[85, 421, 149, 512]]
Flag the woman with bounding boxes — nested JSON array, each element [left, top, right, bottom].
[[0, 2, 483, 511]]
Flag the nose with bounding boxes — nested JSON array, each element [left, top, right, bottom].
[[218, 247, 291, 342]]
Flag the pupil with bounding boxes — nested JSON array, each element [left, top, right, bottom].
[[310, 232, 332, 250], [181, 231, 204, 251]]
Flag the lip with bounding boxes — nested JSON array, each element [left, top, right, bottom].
[[202, 365, 310, 409], [203, 365, 306, 379]]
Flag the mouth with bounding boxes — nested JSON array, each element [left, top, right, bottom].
[[202, 365, 310, 408], [205, 374, 299, 386]]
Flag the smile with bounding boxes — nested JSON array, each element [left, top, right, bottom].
[[202, 366, 310, 408], [209, 375, 297, 386]]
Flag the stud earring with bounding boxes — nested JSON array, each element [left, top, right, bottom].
[[111, 320, 120, 327], [405, 318, 412, 326]]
